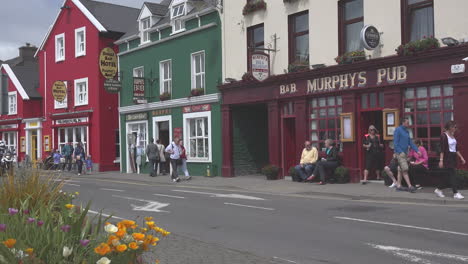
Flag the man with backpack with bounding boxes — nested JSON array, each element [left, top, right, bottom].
[[146, 138, 160, 177], [61, 140, 74, 172], [165, 137, 182, 183]]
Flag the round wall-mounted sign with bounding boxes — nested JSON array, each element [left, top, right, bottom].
[[361, 25, 381, 50], [99, 47, 118, 79], [52, 81, 67, 102]]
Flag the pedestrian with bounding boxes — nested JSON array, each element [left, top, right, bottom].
[[146, 138, 160, 177], [85, 155, 93, 174], [383, 157, 399, 188], [393, 118, 420, 193], [74, 141, 85, 176], [434, 121, 466, 199], [362, 125, 384, 184], [165, 137, 182, 182], [306, 139, 340, 185], [408, 139, 428, 189], [156, 139, 166, 175], [179, 140, 191, 180], [61, 140, 74, 172], [294, 141, 318, 182], [52, 149, 62, 171]]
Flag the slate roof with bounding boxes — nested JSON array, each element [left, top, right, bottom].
[[144, 2, 168, 16], [9, 63, 41, 99]]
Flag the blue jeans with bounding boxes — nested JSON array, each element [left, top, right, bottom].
[[295, 164, 315, 181]]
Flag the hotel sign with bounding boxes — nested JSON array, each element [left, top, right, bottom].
[[52, 81, 67, 102], [99, 47, 118, 79], [251, 52, 270, 81]]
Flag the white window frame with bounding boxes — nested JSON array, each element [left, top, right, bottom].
[[55, 33, 65, 62], [159, 60, 172, 95], [140, 17, 151, 44], [2, 131, 17, 153], [183, 111, 212, 162], [133, 66, 144, 77], [8, 91, 17, 115], [75, 27, 86, 57], [171, 3, 186, 33], [58, 126, 88, 155], [74, 77, 88, 106], [54, 81, 68, 109], [126, 120, 148, 173], [191, 51, 205, 90]]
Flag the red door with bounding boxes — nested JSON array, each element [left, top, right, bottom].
[[358, 111, 384, 179], [282, 117, 296, 177]]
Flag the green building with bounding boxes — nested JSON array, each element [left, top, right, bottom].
[[116, 0, 222, 176]]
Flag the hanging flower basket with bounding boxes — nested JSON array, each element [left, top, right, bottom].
[[396, 36, 440, 56], [335, 50, 366, 65], [243, 0, 267, 16], [159, 92, 171, 101], [190, 88, 205, 96]]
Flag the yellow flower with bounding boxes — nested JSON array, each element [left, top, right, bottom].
[[130, 224, 138, 229], [107, 235, 118, 245], [132, 233, 145, 241], [144, 217, 153, 221], [25, 248, 34, 255], [129, 242, 138, 250], [115, 227, 126, 238], [75, 192, 80, 195], [145, 221, 155, 228], [94, 243, 111, 256], [140, 228, 148, 233], [65, 204, 75, 210], [116, 244, 127, 253], [3, 239, 16, 249], [120, 220, 136, 228]]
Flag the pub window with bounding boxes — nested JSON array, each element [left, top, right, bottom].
[[361, 92, 385, 109], [339, 0, 364, 54], [309, 96, 343, 151], [403, 84, 453, 154], [184, 111, 211, 162], [402, 0, 434, 43], [288, 11, 309, 65], [247, 23, 264, 71]]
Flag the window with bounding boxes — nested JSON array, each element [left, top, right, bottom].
[[141, 18, 151, 44], [160, 60, 172, 94], [171, 4, 186, 33], [115, 130, 120, 160], [309, 96, 343, 151], [402, 0, 434, 42], [339, 0, 364, 54], [133, 67, 144, 78], [191, 51, 205, 90], [247, 24, 264, 71], [58, 126, 88, 154], [55, 81, 68, 109], [184, 111, 211, 162], [403, 85, 453, 154], [127, 122, 148, 149], [74, 78, 88, 106], [75, 27, 86, 57], [8, 92, 16, 115], [2, 132, 17, 153], [361, 92, 385, 109], [55, 33, 65, 62], [288, 11, 309, 65]]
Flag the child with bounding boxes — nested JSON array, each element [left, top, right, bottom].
[[84, 155, 93, 174], [53, 150, 62, 171]]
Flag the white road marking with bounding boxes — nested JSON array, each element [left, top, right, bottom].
[[153, 193, 185, 199], [100, 188, 125, 192], [64, 183, 81, 187], [272, 256, 298, 263], [224, 202, 275, 211], [173, 189, 265, 200], [335, 216, 468, 237], [112, 195, 170, 213], [369, 244, 468, 263], [88, 210, 125, 220]]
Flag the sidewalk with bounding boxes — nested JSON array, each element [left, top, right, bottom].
[[73, 171, 468, 206]]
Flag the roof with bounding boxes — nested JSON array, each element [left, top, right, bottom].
[[9, 64, 41, 99], [144, 2, 168, 16]]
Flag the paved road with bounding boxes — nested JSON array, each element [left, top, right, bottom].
[[61, 176, 468, 264]]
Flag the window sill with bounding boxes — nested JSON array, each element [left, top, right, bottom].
[[74, 103, 88, 107], [139, 40, 151, 46], [75, 53, 86, 58], [113, 158, 121, 164], [55, 58, 65, 63], [8, 113, 17, 116], [170, 29, 186, 36]]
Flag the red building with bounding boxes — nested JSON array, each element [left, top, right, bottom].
[[35, 0, 139, 171], [0, 44, 42, 161]]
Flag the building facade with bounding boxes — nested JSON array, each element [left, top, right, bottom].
[[116, 0, 222, 176], [220, 0, 468, 179], [35, 0, 139, 171]]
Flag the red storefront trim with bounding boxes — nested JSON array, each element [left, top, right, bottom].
[[50, 110, 93, 120]]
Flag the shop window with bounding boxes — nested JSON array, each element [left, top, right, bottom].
[[247, 23, 264, 71], [8, 92, 17, 115], [75, 27, 86, 57], [338, 0, 364, 54], [55, 33, 65, 62], [140, 17, 151, 44], [55, 81, 67, 109], [128, 122, 147, 148], [58, 126, 88, 154], [159, 60, 172, 95], [183, 111, 211, 162], [74, 78, 88, 106], [288, 11, 309, 65], [309, 96, 342, 151], [2, 132, 17, 153], [401, 0, 434, 43], [191, 51, 205, 90], [403, 84, 453, 153], [361, 92, 384, 109]]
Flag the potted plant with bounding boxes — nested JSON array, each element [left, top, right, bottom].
[[335, 50, 366, 65], [395, 36, 440, 56], [242, 0, 267, 16], [261, 164, 279, 180], [159, 92, 171, 101], [241, 72, 256, 82], [289, 166, 298, 181], [191, 88, 205, 96], [288, 60, 309, 73], [334, 166, 350, 184]]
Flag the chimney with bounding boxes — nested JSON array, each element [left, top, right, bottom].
[[19, 43, 37, 61]]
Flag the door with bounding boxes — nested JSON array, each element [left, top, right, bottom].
[[359, 111, 384, 179], [31, 131, 38, 162], [281, 117, 296, 177], [156, 121, 170, 147]]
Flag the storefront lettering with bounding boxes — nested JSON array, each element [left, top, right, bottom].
[[126, 112, 148, 121], [56, 118, 88, 125], [152, 109, 171, 116], [377, 66, 407, 85], [280, 83, 297, 95]]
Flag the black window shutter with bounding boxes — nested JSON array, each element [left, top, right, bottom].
[[1, 74, 9, 115]]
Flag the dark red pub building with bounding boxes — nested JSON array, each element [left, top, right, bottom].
[[220, 46, 468, 181]]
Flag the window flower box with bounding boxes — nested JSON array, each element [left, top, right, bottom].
[[288, 60, 310, 73], [243, 0, 267, 16], [283, 0, 299, 3], [191, 88, 205, 96], [396, 36, 440, 56], [242, 72, 256, 82], [159, 92, 171, 101], [335, 50, 366, 65]]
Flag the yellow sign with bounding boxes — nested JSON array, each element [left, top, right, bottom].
[[52, 81, 67, 102], [99, 47, 117, 79]]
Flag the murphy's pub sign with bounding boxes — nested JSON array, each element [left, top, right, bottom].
[[280, 65, 407, 95]]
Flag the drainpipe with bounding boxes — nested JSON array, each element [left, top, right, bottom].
[[196, 14, 201, 28]]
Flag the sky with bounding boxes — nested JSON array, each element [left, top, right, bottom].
[[0, 0, 158, 61]]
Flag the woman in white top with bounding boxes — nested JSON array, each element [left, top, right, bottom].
[[435, 121, 466, 199]]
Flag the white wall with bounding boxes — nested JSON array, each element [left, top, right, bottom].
[[434, 0, 468, 43]]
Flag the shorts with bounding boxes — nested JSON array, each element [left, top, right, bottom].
[[396, 152, 409, 172]]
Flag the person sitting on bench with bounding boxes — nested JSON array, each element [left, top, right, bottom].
[[408, 139, 428, 190], [306, 139, 340, 185], [294, 141, 318, 182]]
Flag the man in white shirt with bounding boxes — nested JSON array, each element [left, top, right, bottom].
[[165, 137, 182, 182]]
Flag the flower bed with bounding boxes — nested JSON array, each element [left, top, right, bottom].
[[396, 36, 440, 56], [335, 50, 366, 65], [242, 0, 266, 16]]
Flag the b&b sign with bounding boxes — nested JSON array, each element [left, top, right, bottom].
[[251, 53, 270, 82]]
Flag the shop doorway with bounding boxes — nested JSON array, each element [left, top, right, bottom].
[[281, 117, 296, 177], [359, 110, 384, 179], [153, 116, 172, 148], [31, 131, 38, 161]]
